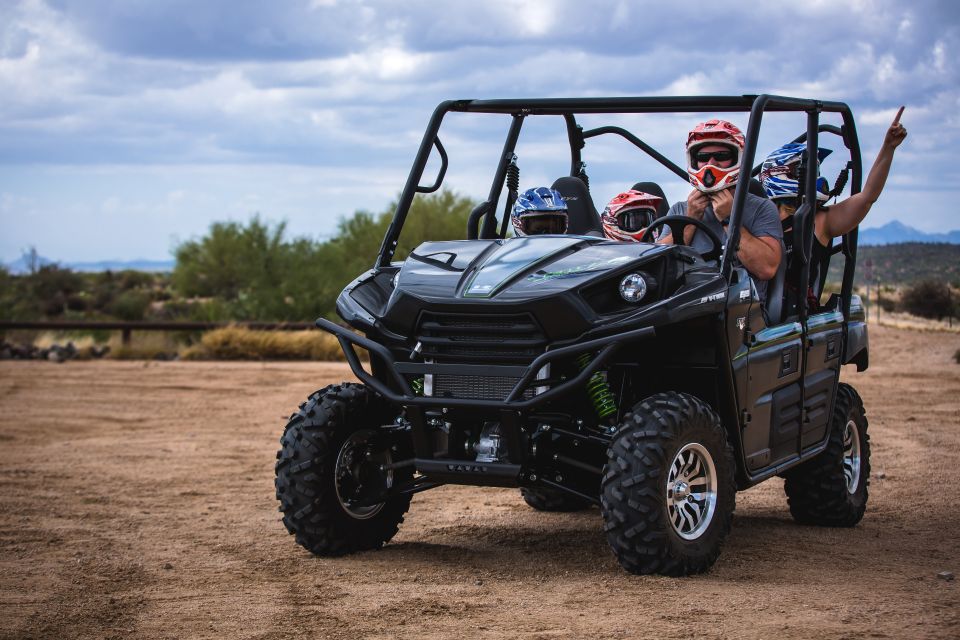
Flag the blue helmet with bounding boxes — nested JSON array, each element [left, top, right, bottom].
[[511, 187, 568, 236], [760, 143, 832, 202]]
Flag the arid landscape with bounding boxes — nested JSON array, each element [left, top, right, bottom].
[[1, 325, 958, 639]]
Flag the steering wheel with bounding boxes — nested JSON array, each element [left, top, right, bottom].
[[640, 215, 723, 262]]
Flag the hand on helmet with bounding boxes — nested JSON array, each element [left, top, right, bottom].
[[686, 189, 709, 220], [709, 188, 733, 223]]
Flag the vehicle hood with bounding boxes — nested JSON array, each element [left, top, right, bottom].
[[393, 235, 666, 301]]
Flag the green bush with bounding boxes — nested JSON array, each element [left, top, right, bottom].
[[170, 189, 475, 322], [108, 291, 150, 321]]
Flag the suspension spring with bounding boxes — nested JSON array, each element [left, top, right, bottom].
[[505, 160, 519, 194], [577, 353, 617, 419]]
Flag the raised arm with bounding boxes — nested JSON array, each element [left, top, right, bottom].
[[819, 107, 907, 242]]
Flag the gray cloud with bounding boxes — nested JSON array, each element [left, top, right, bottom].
[[0, 0, 956, 261]]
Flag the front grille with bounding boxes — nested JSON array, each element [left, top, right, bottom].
[[431, 374, 534, 401], [416, 312, 547, 364]]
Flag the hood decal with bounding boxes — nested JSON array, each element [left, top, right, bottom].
[[527, 255, 632, 284], [462, 236, 591, 298]]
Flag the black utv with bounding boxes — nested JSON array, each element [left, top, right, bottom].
[[275, 95, 871, 576]]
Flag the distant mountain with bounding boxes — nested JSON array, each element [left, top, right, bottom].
[[826, 242, 960, 286], [859, 221, 960, 246], [65, 259, 175, 273], [4, 255, 174, 274]]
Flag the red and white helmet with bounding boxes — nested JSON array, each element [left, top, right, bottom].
[[686, 119, 745, 193], [601, 190, 662, 242]]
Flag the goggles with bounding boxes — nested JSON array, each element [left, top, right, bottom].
[[522, 213, 568, 235], [694, 149, 734, 165], [616, 207, 655, 232]]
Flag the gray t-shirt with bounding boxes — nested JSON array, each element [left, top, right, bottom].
[[664, 192, 782, 302]]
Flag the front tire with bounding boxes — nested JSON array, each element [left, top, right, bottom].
[[274, 383, 412, 556], [783, 383, 870, 526], [601, 392, 736, 576]]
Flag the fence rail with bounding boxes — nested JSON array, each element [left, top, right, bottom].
[[0, 320, 317, 345]]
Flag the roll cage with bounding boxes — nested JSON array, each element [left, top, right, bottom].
[[374, 94, 864, 322]]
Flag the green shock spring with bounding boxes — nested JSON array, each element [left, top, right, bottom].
[[577, 353, 617, 419], [411, 377, 424, 395]]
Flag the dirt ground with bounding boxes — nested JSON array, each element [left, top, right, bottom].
[[1, 325, 958, 639]]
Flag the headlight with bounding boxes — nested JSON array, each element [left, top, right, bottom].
[[392, 271, 400, 288], [619, 273, 647, 303]]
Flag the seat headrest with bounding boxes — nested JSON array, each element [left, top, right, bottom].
[[551, 176, 602, 236], [630, 182, 670, 217]]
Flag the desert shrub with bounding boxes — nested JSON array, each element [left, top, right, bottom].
[[900, 279, 957, 320], [108, 290, 150, 321], [180, 327, 344, 361], [170, 189, 475, 322], [878, 296, 898, 313]]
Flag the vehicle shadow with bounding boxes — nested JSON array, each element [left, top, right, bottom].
[[370, 507, 885, 581]]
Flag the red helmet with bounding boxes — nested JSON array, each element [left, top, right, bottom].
[[686, 119, 745, 193], [601, 190, 662, 242]]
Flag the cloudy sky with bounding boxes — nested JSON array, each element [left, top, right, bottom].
[[1, 0, 957, 263]]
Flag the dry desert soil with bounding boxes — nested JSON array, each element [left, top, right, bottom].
[[1, 325, 958, 639]]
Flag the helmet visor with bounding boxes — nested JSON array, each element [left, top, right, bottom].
[[522, 213, 567, 235], [617, 207, 655, 232]]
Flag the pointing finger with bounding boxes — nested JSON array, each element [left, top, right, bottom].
[[893, 105, 905, 125]]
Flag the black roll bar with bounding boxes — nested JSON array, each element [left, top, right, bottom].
[[479, 114, 525, 239], [415, 137, 448, 194], [375, 94, 862, 318], [749, 124, 847, 177], [581, 126, 688, 181]]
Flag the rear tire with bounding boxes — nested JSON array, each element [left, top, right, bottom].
[[783, 383, 870, 526], [274, 383, 412, 556], [520, 486, 592, 512], [601, 392, 736, 576]]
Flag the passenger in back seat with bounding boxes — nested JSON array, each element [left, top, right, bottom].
[[510, 187, 569, 236], [600, 190, 662, 242], [760, 107, 907, 310]]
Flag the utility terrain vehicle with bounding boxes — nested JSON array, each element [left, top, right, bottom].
[[275, 95, 871, 575]]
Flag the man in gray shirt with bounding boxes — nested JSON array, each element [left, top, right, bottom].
[[659, 119, 782, 303]]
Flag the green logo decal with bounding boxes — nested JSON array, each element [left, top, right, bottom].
[[526, 256, 631, 284]]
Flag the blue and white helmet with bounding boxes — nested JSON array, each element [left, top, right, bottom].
[[511, 187, 568, 236], [760, 143, 832, 202]]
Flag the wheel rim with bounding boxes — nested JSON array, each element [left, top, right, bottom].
[[666, 443, 718, 541], [334, 430, 393, 519], [843, 419, 861, 494]]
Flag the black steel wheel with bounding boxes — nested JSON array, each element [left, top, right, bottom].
[[601, 392, 736, 576], [783, 383, 870, 526], [275, 383, 412, 556]]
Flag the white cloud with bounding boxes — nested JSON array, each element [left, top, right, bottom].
[[1, 0, 958, 260]]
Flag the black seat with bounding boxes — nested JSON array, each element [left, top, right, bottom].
[[551, 176, 603, 236], [630, 182, 670, 218], [763, 245, 787, 325], [748, 178, 767, 199]]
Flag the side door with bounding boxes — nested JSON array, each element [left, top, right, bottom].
[[799, 304, 844, 451], [730, 270, 804, 473]]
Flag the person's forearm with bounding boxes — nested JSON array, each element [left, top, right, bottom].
[[736, 228, 779, 281], [861, 143, 897, 204], [824, 142, 897, 238]]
